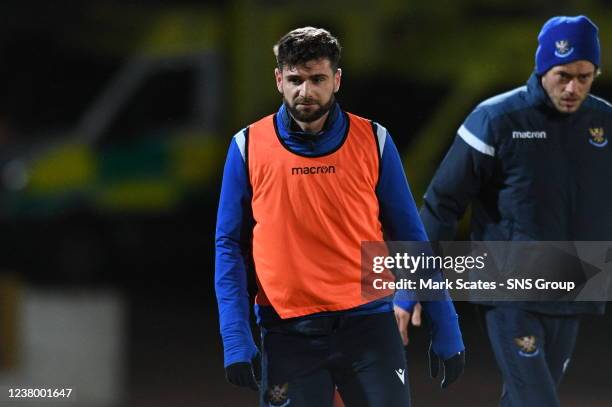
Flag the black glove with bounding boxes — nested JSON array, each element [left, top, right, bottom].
[[225, 354, 261, 391], [428, 342, 465, 389]]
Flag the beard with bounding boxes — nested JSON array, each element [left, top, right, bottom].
[[283, 94, 335, 123]]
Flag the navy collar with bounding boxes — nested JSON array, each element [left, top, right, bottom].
[[279, 102, 340, 140], [526, 72, 549, 106], [274, 102, 348, 156]]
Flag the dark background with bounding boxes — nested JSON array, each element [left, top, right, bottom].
[[0, 1, 610, 406]]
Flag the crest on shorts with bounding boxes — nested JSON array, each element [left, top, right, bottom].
[[266, 383, 290, 406], [514, 335, 539, 357], [554, 40, 574, 57], [589, 128, 608, 147]]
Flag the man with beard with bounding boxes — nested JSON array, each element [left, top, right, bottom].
[[420, 15, 611, 406], [215, 27, 465, 406]]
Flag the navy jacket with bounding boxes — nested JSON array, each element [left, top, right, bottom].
[[421, 73, 612, 315]]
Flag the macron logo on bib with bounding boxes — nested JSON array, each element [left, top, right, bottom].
[[512, 131, 547, 139], [291, 165, 336, 175]]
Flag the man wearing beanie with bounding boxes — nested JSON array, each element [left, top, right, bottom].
[[421, 15, 611, 406]]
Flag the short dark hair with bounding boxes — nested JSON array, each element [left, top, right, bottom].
[[273, 27, 342, 71]]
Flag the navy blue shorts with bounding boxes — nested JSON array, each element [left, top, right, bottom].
[[259, 311, 410, 407], [484, 307, 580, 407]]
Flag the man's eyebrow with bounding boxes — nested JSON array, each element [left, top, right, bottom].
[[284, 73, 329, 80]]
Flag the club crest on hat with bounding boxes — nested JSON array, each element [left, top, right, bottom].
[[588, 127, 608, 147], [554, 40, 574, 57]]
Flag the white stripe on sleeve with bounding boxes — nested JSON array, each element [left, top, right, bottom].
[[458, 125, 495, 157]]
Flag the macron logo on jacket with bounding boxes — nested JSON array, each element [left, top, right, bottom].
[[512, 130, 547, 139]]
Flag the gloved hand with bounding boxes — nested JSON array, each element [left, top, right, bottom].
[[428, 342, 465, 389], [225, 354, 261, 391]]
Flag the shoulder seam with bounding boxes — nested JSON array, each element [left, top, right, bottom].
[[587, 94, 612, 110], [371, 121, 387, 159], [233, 128, 247, 162]]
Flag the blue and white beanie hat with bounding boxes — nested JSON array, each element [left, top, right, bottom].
[[535, 15, 600, 75]]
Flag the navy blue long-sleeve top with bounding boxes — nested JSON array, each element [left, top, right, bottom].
[[216, 103, 463, 366]]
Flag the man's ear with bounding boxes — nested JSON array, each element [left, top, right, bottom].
[[334, 68, 342, 93], [275, 68, 283, 93]]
